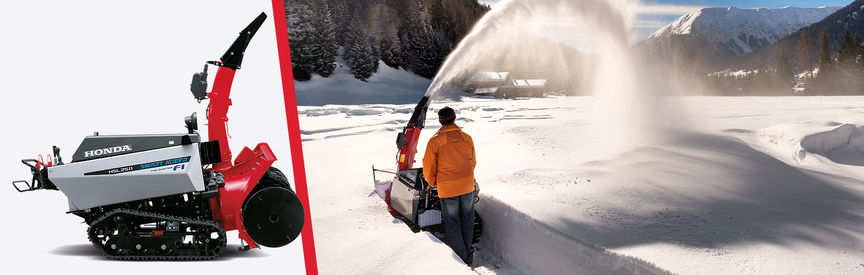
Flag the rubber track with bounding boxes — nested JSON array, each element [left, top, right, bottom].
[[87, 208, 226, 261]]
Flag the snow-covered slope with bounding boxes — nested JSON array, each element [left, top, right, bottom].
[[649, 6, 839, 56], [737, 0, 864, 69], [294, 58, 431, 106]]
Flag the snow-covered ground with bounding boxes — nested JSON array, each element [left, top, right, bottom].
[[294, 59, 431, 106], [301, 96, 864, 274]]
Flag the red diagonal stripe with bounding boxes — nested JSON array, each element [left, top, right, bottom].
[[270, 1, 318, 274]]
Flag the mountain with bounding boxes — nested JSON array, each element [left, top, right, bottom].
[[737, 0, 864, 70], [640, 6, 839, 69]]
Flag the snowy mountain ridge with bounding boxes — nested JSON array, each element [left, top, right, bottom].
[[649, 6, 840, 56]]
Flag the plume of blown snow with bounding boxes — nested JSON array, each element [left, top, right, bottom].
[[426, 0, 682, 153]]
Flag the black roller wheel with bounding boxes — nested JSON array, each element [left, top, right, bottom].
[[242, 186, 305, 247], [193, 226, 225, 256], [104, 238, 122, 255]]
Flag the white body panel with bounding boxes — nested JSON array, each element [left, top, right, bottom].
[[418, 209, 442, 228], [48, 144, 205, 211]]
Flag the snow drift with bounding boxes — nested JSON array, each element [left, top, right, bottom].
[[760, 121, 864, 165], [476, 195, 668, 275]]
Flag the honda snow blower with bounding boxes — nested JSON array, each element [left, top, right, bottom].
[[11, 12, 304, 260], [372, 96, 482, 243]]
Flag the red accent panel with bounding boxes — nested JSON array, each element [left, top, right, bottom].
[[397, 128, 421, 170], [211, 143, 276, 250], [207, 66, 237, 172], [271, 0, 319, 273]]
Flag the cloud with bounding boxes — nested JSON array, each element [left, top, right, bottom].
[[636, 3, 704, 15]]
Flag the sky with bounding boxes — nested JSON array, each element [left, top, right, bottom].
[[479, 0, 854, 39]]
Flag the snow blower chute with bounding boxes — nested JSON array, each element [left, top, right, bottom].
[[11, 12, 304, 260], [372, 96, 482, 243]]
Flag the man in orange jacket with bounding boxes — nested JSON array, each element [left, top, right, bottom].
[[423, 106, 476, 265]]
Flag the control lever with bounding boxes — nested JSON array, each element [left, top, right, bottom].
[[53, 146, 63, 165]]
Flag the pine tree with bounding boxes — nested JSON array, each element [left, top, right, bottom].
[[398, 5, 451, 79], [399, 9, 428, 76], [818, 30, 832, 71], [379, 35, 402, 69], [813, 29, 834, 94], [835, 28, 863, 94], [838, 28, 857, 71], [796, 29, 812, 71], [857, 33, 864, 75], [285, 1, 317, 81], [345, 27, 379, 81], [416, 31, 449, 79], [329, 0, 350, 46], [288, 0, 489, 81], [430, 0, 455, 46], [310, 2, 337, 77], [774, 49, 794, 95], [852, 32, 864, 94]]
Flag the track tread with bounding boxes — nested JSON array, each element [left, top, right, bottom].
[[87, 208, 226, 261]]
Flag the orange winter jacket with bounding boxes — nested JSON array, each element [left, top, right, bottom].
[[422, 125, 476, 198]]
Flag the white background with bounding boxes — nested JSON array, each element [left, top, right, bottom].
[[0, 1, 307, 273]]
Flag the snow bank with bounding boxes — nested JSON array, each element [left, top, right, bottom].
[[476, 195, 669, 275], [759, 121, 864, 165], [370, 175, 669, 274]]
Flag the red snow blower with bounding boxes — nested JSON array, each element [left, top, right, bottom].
[[372, 96, 482, 243], [11, 12, 304, 260]]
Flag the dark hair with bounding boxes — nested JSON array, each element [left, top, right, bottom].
[[438, 106, 456, 125]]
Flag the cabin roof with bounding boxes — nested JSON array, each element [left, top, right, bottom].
[[468, 72, 511, 82], [507, 79, 547, 88]]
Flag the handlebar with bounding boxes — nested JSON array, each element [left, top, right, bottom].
[[12, 159, 57, 192]]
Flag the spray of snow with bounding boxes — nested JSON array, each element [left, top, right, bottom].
[[421, 0, 686, 154], [425, 0, 638, 97]]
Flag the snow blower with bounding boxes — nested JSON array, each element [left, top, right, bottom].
[[11, 12, 304, 260], [372, 96, 482, 244]]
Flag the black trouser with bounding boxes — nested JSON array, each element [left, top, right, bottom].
[[440, 191, 475, 263]]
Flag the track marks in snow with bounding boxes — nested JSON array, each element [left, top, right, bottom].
[[719, 112, 771, 119], [323, 129, 378, 139], [299, 101, 567, 142], [299, 120, 402, 135], [494, 114, 553, 122]]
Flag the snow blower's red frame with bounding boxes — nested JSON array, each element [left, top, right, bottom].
[[195, 12, 278, 251], [205, 64, 278, 250]]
